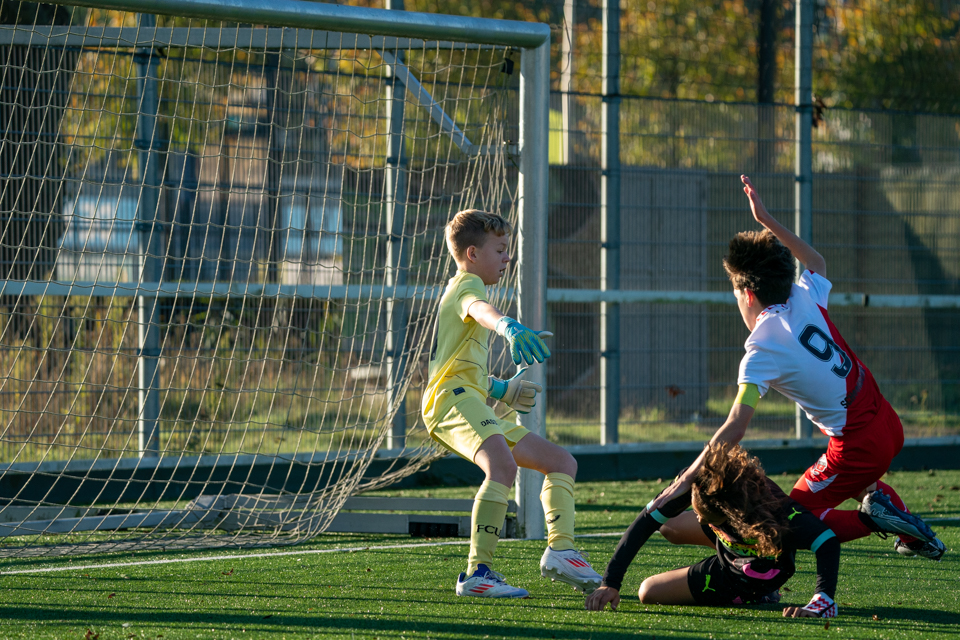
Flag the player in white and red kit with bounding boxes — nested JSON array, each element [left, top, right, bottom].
[[650, 175, 945, 562]]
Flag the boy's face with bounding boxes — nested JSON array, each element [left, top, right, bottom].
[[463, 232, 511, 285]]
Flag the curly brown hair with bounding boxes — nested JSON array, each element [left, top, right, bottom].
[[691, 442, 789, 558], [722, 229, 795, 306]]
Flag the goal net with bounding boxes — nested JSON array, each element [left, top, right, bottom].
[[0, 0, 548, 557]]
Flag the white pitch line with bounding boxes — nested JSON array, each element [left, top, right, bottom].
[[0, 538, 515, 576], [0, 531, 629, 577]]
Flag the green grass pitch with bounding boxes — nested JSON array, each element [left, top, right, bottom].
[[0, 469, 957, 639]]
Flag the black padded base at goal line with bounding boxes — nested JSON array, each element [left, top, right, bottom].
[[408, 521, 460, 537]]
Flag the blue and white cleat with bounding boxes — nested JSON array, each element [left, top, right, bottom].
[[895, 536, 946, 561], [859, 490, 935, 542], [540, 547, 602, 594], [455, 564, 528, 598]]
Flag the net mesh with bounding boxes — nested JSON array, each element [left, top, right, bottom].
[[0, 2, 521, 556]]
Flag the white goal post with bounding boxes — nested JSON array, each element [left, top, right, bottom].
[[0, 0, 549, 557]]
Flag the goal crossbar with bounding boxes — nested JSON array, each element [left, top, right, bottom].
[[0, 26, 512, 51], [27, 0, 550, 48]]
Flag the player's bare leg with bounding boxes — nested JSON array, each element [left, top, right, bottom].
[[511, 432, 576, 477], [513, 434, 602, 593], [474, 434, 518, 486], [659, 510, 715, 548], [637, 568, 697, 605]]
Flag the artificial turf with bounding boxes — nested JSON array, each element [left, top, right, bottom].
[[0, 469, 957, 639]]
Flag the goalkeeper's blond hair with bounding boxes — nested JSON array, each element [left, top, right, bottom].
[[445, 210, 512, 262]]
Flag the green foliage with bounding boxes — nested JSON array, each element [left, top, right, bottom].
[[406, 0, 960, 116], [0, 296, 140, 461], [816, 0, 960, 113], [613, 0, 763, 102]]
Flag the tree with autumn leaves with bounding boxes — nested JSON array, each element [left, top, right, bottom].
[[377, 0, 960, 114], [816, 0, 960, 113]]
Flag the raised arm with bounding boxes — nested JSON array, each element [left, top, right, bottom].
[[467, 300, 552, 366], [741, 175, 826, 277], [466, 299, 506, 331]]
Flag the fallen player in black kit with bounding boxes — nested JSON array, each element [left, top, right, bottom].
[[586, 442, 842, 618]]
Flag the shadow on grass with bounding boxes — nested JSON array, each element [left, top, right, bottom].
[[841, 605, 960, 628], [0, 604, 712, 639]]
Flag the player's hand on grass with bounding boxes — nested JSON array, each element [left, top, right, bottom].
[[488, 368, 543, 414], [741, 175, 776, 229], [782, 606, 820, 618], [585, 586, 620, 611], [495, 317, 552, 365]]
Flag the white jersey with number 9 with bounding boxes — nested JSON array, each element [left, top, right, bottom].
[[737, 271, 881, 437]]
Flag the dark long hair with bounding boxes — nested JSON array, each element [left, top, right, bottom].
[[691, 442, 789, 558]]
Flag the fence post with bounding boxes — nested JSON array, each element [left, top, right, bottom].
[[600, 0, 621, 446], [385, 0, 410, 450], [795, 0, 814, 440], [136, 13, 162, 457], [560, 0, 575, 165]]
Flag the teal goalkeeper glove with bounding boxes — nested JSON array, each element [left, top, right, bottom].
[[495, 317, 552, 365], [488, 368, 544, 414]]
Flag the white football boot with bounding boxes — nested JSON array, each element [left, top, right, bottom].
[[539, 547, 602, 594], [894, 536, 946, 561], [455, 564, 529, 598]]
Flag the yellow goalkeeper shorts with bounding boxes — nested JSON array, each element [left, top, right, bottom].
[[427, 394, 531, 462]]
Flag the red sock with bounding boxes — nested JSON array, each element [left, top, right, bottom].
[[875, 481, 918, 544], [817, 507, 874, 543], [875, 481, 908, 511]]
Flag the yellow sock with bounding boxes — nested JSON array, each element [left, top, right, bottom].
[[541, 472, 576, 551], [467, 480, 510, 575]]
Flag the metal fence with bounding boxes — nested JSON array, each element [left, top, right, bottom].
[[392, 0, 960, 446], [543, 97, 960, 445], [531, 0, 960, 446]]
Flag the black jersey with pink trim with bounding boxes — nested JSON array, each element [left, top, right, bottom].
[[738, 271, 884, 437], [702, 481, 837, 597], [600, 480, 840, 600]]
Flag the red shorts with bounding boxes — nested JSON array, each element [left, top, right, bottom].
[[789, 398, 904, 513]]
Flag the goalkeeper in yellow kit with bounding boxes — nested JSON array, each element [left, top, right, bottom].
[[422, 209, 602, 598]]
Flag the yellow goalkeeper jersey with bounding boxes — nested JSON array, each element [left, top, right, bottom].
[[421, 271, 491, 424]]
